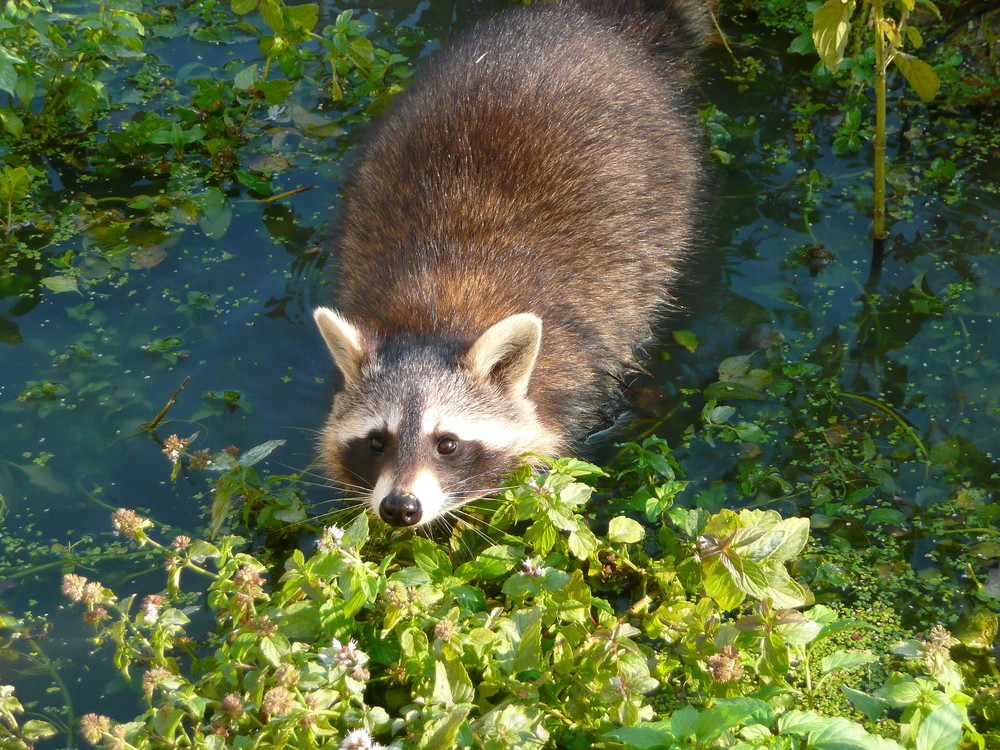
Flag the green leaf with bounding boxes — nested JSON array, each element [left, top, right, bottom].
[[788, 31, 815, 55], [812, 0, 857, 73], [0, 55, 16, 97], [21, 719, 58, 740], [876, 674, 928, 707], [820, 650, 878, 675], [842, 686, 888, 722], [233, 63, 257, 90], [341, 512, 369, 549], [608, 516, 646, 544], [238, 439, 285, 466], [893, 53, 940, 102], [568, 527, 599, 560], [40, 276, 79, 293], [258, 79, 293, 104], [258, 637, 283, 667], [231, 0, 257, 13], [416, 705, 472, 750], [455, 545, 519, 581], [672, 329, 698, 352], [777, 710, 834, 734], [780, 712, 905, 749], [210, 486, 233, 536], [0, 107, 22, 138], [412, 536, 452, 579], [602, 722, 673, 749], [670, 706, 699, 739], [285, 3, 319, 33], [513, 613, 543, 672], [914, 703, 962, 750]]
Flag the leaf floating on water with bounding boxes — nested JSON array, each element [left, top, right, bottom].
[[131, 245, 167, 269], [40, 276, 79, 293]]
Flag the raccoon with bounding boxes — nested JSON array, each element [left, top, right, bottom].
[[314, 0, 713, 527]]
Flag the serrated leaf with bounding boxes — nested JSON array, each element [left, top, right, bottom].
[[893, 53, 940, 102], [412, 535, 452, 579], [567, 527, 599, 560], [812, 0, 857, 73], [258, 637, 283, 667], [416, 705, 472, 750], [513, 614, 543, 672], [608, 516, 646, 544]]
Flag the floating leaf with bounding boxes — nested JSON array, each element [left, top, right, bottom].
[[672, 329, 698, 352], [40, 276, 79, 293]]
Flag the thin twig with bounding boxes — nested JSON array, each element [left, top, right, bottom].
[[260, 185, 317, 203], [141, 376, 190, 432]]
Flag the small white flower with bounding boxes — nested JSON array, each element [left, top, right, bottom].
[[318, 637, 369, 670], [316, 524, 346, 553], [141, 601, 159, 625], [340, 728, 386, 750], [519, 557, 544, 578]]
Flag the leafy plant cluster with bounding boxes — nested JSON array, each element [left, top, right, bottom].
[[715, 0, 999, 233], [1, 436, 989, 749], [0, 0, 418, 317]]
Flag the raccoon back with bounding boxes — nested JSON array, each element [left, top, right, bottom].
[[334, 0, 707, 442]]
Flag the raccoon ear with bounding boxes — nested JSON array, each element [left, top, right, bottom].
[[314, 307, 366, 386], [467, 313, 542, 397]]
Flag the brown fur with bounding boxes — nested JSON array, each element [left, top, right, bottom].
[[327, 0, 712, 451]]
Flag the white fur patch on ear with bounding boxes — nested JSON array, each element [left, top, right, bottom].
[[314, 307, 365, 386], [466, 313, 543, 397]]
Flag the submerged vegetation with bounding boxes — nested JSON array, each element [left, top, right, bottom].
[[1, 0, 998, 748]]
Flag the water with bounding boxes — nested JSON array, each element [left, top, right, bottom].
[[1, 0, 997, 743]]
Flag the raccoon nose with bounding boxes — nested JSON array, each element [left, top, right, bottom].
[[380, 492, 423, 527]]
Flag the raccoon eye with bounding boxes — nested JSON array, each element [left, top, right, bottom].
[[437, 437, 458, 455], [369, 436, 386, 454]]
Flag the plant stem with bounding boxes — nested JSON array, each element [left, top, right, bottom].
[[25, 634, 75, 746], [872, 0, 887, 240]]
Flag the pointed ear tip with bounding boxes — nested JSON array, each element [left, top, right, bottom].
[[505, 311, 542, 329], [314, 308, 356, 334]]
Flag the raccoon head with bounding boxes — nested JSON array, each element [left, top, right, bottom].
[[313, 307, 560, 527]]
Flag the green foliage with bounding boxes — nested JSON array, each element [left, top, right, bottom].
[[29, 439, 979, 749], [0, 0, 417, 299], [0, 685, 58, 749]]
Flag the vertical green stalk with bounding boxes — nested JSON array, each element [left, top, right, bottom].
[[872, 0, 887, 240]]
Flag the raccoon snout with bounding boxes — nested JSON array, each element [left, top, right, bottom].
[[380, 491, 423, 527]]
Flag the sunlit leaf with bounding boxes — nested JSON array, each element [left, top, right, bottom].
[[812, 0, 857, 73], [893, 53, 940, 102]]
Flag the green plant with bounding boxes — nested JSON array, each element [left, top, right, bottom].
[[812, 0, 941, 239], [45, 433, 984, 749]]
